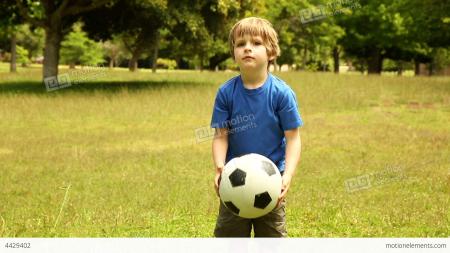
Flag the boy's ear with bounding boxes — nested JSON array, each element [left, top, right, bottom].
[[267, 49, 276, 61]]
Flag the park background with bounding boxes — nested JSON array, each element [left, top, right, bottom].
[[0, 0, 449, 237]]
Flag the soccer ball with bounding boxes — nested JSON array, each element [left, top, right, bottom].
[[219, 153, 282, 218]]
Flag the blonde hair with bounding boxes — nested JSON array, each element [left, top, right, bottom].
[[228, 17, 280, 66]]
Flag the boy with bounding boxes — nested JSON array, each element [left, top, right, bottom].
[[211, 17, 303, 237]]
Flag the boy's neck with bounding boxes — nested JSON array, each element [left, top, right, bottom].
[[241, 70, 268, 89]]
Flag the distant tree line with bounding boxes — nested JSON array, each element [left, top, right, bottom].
[[0, 0, 449, 81]]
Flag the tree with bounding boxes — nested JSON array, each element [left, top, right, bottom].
[[0, 1, 23, 72], [263, 0, 308, 70], [403, 0, 450, 75], [102, 36, 126, 68], [263, 0, 345, 72], [60, 23, 104, 68], [82, 0, 167, 72], [336, 0, 412, 74], [164, 0, 259, 71], [0, 23, 44, 69], [16, 45, 30, 66], [14, 0, 113, 80], [16, 24, 45, 61]]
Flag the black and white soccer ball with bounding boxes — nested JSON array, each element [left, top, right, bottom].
[[219, 153, 282, 218]]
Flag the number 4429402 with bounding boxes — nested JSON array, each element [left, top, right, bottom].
[[4, 242, 31, 249]]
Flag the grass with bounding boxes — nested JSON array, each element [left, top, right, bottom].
[[0, 63, 449, 237]]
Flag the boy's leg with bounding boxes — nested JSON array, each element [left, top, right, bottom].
[[214, 201, 252, 237], [252, 199, 287, 237]]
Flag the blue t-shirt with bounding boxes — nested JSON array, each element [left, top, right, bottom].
[[210, 73, 303, 173]]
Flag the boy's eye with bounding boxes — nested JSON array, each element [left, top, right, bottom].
[[254, 41, 262, 45], [236, 42, 245, 47]]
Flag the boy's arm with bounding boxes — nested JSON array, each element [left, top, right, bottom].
[[212, 128, 229, 197], [278, 127, 302, 205]]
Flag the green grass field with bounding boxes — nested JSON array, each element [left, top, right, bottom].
[[0, 63, 449, 237]]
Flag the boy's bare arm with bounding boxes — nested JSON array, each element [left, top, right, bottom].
[[212, 128, 229, 197], [278, 128, 302, 205]]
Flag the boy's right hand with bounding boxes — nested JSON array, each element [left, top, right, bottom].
[[214, 165, 224, 197]]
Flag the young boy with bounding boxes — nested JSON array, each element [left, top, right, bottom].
[[211, 17, 303, 237]]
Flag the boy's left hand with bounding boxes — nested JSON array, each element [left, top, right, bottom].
[[277, 173, 292, 207]]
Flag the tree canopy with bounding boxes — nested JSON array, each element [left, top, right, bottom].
[[0, 0, 449, 79]]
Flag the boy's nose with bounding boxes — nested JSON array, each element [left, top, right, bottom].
[[244, 42, 252, 51]]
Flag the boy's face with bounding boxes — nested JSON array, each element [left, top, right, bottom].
[[233, 34, 273, 71]]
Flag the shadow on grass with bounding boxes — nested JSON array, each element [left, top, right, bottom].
[[0, 80, 209, 95]]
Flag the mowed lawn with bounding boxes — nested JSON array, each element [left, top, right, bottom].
[[0, 64, 449, 237]]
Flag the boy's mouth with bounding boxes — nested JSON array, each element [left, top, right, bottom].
[[242, 56, 255, 60]]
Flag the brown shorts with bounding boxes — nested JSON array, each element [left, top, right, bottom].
[[214, 199, 287, 237]]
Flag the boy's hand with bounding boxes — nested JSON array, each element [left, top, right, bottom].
[[277, 173, 292, 207], [214, 165, 224, 197]]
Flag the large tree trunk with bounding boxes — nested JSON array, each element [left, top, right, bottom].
[[128, 54, 139, 72], [397, 61, 403, 76], [208, 53, 229, 71], [367, 49, 383, 74], [151, 32, 160, 73], [43, 20, 63, 79], [108, 46, 118, 69], [126, 34, 147, 72], [199, 51, 204, 72], [428, 60, 434, 76], [10, 32, 17, 73], [151, 47, 158, 73], [414, 60, 420, 76], [128, 46, 142, 72], [333, 47, 339, 73], [302, 45, 307, 70]]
